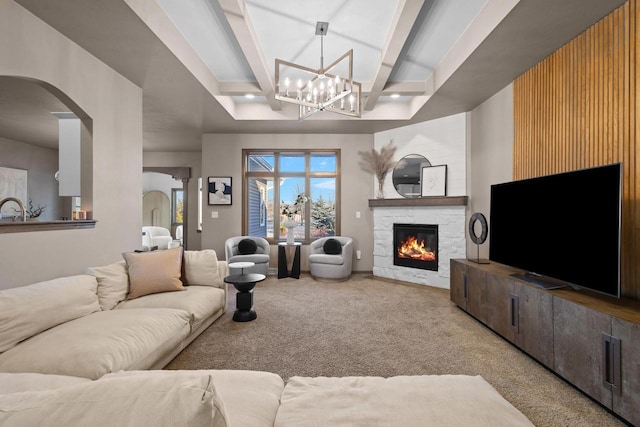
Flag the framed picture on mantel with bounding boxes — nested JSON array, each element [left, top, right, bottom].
[[208, 176, 232, 205], [421, 165, 447, 197]]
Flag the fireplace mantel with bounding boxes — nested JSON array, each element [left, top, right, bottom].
[[368, 196, 467, 208]]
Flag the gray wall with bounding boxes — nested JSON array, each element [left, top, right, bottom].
[[466, 83, 514, 259], [0, 1, 143, 289], [201, 134, 374, 272], [0, 136, 64, 221]]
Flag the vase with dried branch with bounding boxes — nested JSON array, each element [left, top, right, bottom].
[[358, 140, 397, 199], [14, 199, 46, 221]]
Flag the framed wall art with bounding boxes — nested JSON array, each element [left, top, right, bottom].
[[208, 176, 232, 205], [420, 165, 447, 197], [0, 166, 28, 217]]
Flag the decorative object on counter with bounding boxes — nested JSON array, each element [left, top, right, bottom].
[[72, 210, 86, 220], [468, 212, 489, 264], [358, 140, 397, 199], [420, 164, 447, 197], [208, 176, 232, 205], [281, 193, 307, 244], [23, 199, 46, 220]]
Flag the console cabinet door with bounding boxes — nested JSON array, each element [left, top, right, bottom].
[[450, 260, 467, 310], [612, 318, 640, 426], [465, 266, 487, 323], [485, 273, 515, 342], [513, 280, 554, 368], [553, 297, 612, 408]]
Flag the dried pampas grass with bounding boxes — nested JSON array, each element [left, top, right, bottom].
[[358, 140, 397, 198]]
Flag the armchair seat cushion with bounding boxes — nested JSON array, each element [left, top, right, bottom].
[[228, 254, 269, 265], [308, 254, 345, 266]]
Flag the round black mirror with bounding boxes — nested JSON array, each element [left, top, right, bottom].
[[392, 154, 430, 198]]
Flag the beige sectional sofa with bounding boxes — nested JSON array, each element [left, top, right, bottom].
[[0, 248, 535, 426], [0, 248, 228, 380]]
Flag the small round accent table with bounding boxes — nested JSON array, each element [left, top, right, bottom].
[[225, 262, 265, 322]]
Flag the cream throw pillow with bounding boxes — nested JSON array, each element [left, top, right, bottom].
[[86, 260, 129, 310], [184, 250, 220, 286], [122, 247, 184, 299], [0, 372, 228, 427], [0, 275, 100, 353]]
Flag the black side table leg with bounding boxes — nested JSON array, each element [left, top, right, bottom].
[[233, 289, 256, 322]]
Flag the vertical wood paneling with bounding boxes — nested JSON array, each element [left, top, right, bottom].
[[514, 0, 639, 299]]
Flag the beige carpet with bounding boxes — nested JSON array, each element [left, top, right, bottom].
[[166, 274, 626, 427]]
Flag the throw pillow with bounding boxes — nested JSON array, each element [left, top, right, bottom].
[[86, 260, 129, 310], [238, 238, 258, 255], [323, 238, 342, 255], [122, 247, 185, 299], [183, 250, 220, 287]]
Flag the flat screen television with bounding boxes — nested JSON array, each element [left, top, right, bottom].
[[489, 163, 622, 298]]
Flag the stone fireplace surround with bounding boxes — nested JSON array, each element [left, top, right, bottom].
[[370, 197, 467, 289]]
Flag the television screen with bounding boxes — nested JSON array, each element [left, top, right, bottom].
[[489, 163, 621, 297]]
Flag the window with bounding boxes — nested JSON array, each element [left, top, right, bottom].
[[244, 150, 339, 243], [171, 188, 183, 225]]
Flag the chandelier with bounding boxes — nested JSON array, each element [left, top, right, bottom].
[[275, 22, 361, 120]]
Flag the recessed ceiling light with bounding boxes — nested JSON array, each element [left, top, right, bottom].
[[245, 93, 255, 99], [390, 93, 400, 99]]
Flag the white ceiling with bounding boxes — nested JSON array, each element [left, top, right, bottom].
[[2, 0, 627, 151]]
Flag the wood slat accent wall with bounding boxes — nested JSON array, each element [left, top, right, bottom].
[[514, 0, 640, 299]]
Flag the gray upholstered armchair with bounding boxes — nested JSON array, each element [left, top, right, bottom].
[[308, 236, 354, 281], [225, 236, 270, 275]]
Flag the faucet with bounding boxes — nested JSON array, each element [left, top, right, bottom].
[[0, 197, 26, 222]]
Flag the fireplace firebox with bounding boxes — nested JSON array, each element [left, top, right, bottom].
[[393, 223, 438, 271]]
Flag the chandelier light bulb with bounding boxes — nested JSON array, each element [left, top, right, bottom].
[[284, 77, 290, 97]]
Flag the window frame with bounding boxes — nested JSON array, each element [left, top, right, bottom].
[[242, 149, 340, 244], [171, 187, 183, 226]]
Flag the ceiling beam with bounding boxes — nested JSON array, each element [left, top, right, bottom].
[[363, 0, 425, 111], [218, 0, 281, 111]]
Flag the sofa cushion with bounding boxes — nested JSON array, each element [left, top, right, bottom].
[[0, 309, 190, 380], [0, 372, 228, 427], [122, 247, 185, 299], [106, 370, 283, 427], [184, 250, 220, 286], [86, 260, 129, 310], [323, 238, 342, 255], [0, 275, 100, 353], [115, 285, 225, 331], [274, 375, 534, 427], [238, 238, 258, 255], [0, 373, 91, 394]]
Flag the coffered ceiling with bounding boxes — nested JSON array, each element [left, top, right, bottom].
[[4, 0, 627, 151]]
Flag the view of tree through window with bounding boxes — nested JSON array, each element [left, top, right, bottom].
[[172, 188, 183, 224], [244, 150, 339, 242]]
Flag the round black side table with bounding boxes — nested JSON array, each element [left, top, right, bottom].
[[224, 272, 266, 322]]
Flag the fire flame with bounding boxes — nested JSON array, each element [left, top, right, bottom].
[[398, 236, 436, 261]]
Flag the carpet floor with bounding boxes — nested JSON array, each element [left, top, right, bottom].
[[166, 273, 627, 427]]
